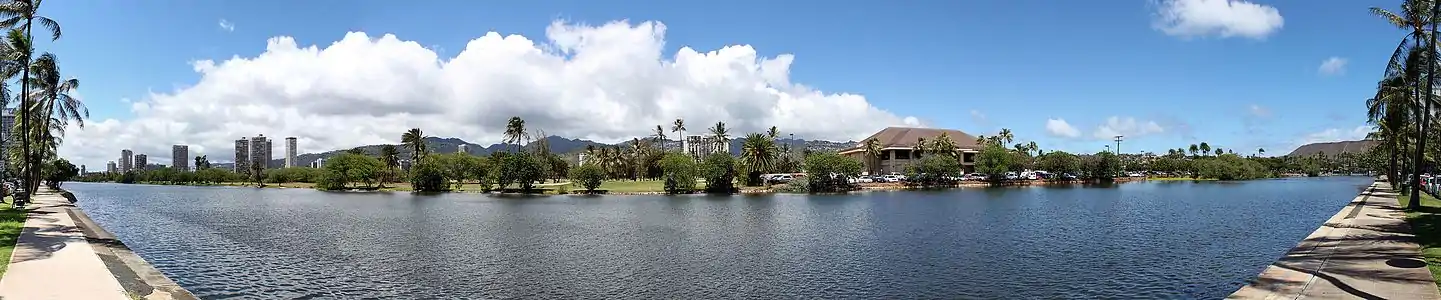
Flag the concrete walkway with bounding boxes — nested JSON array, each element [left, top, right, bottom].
[[0, 188, 130, 300], [1230, 181, 1441, 300]]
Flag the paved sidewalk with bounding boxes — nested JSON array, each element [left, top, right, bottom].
[[0, 188, 129, 300], [1230, 181, 1441, 299]]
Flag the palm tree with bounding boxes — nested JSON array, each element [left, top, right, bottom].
[[379, 144, 400, 185], [504, 116, 527, 152], [653, 125, 667, 150], [1372, 0, 1437, 206], [401, 128, 427, 163], [709, 121, 730, 145], [1214, 148, 1224, 156], [0, 0, 59, 195], [1258, 148, 1266, 156], [739, 132, 777, 185], [863, 138, 882, 175], [1027, 141, 1040, 156], [767, 126, 779, 140], [1199, 142, 1211, 157], [975, 135, 988, 145], [914, 137, 927, 159], [27, 53, 83, 165], [998, 128, 1015, 145], [671, 118, 686, 153], [931, 132, 958, 159], [1369, 66, 1417, 185]]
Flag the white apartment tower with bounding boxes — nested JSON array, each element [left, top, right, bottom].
[[172, 145, 189, 171], [684, 135, 725, 158], [120, 149, 134, 173], [458, 144, 469, 154], [285, 137, 297, 168]]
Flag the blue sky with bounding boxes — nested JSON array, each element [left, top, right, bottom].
[[43, 0, 1405, 167]]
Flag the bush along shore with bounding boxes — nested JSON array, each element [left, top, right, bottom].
[[76, 119, 1371, 195]]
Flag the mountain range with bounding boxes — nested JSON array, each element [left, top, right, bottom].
[[215, 136, 858, 170]]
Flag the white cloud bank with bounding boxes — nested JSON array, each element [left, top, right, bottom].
[[1152, 0, 1284, 40], [1318, 56, 1347, 76], [1045, 118, 1081, 139], [59, 20, 923, 168], [1092, 116, 1165, 139]]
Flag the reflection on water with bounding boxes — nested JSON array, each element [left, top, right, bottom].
[[69, 176, 1371, 299]]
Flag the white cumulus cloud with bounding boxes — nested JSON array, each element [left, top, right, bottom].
[[218, 19, 235, 32], [1045, 118, 1081, 139], [1092, 116, 1165, 139], [1153, 0, 1284, 40], [1318, 56, 1347, 76], [58, 20, 922, 169]]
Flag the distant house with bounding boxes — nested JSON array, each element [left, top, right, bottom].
[[837, 127, 983, 174]]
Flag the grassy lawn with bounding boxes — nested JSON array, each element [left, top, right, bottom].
[[1398, 190, 1441, 290], [0, 197, 26, 278], [598, 180, 666, 193]]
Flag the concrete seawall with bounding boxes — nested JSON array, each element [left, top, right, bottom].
[[0, 187, 196, 300], [1229, 181, 1441, 299]]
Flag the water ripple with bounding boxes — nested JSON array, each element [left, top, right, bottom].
[[68, 177, 1371, 299]]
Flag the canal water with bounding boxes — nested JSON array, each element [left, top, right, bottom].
[[68, 176, 1372, 299]]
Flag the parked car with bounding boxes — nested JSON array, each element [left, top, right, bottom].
[[1061, 173, 1079, 180], [1127, 172, 1146, 177], [769, 174, 794, 184], [854, 176, 873, 183], [880, 174, 904, 183], [1004, 172, 1019, 180], [964, 173, 988, 181]]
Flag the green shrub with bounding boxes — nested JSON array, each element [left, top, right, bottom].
[[700, 153, 737, 194], [804, 151, 863, 192], [659, 153, 698, 194], [568, 164, 605, 193]]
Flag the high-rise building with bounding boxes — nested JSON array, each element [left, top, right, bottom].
[[234, 138, 250, 174], [80, 165, 86, 174], [135, 154, 148, 170], [0, 108, 13, 170], [172, 145, 189, 171], [458, 144, 469, 154], [250, 135, 272, 173], [685, 135, 725, 158], [309, 157, 325, 168], [285, 137, 297, 168], [106, 161, 116, 173], [120, 149, 134, 173]]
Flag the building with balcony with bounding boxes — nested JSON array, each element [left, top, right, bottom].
[[837, 127, 983, 175]]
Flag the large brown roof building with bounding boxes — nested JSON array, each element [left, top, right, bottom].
[[838, 127, 983, 174]]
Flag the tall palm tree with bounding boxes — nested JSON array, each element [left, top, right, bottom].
[[671, 118, 686, 153], [653, 125, 667, 150], [504, 116, 527, 152], [27, 53, 83, 162], [739, 132, 777, 185], [0, 0, 59, 195], [998, 128, 1014, 145], [379, 144, 400, 184], [709, 121, 730, 144], [1027, 141, 1040, 156], [1372, 0, 1436, 207], [1199, 142, 1211, 156], [401, 128, 427, 163], [863, 138, 882, 175], [767, 126, 779, 140], [1258, 148, 1266, 156]]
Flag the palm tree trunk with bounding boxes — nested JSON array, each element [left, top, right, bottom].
[[18, 25, 32, 197], [1414, 14, 1439, 209]]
